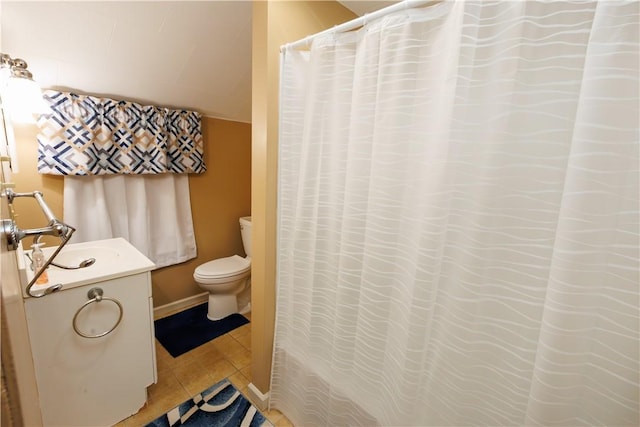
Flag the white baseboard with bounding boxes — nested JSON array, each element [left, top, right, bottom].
[[153, 292, 208, 320], [247, 383, 270, 411]]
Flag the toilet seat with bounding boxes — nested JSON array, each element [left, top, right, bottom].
[[194, 255, 250, 280]]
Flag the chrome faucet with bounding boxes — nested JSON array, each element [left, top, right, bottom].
[[1, 189, 76, 297]]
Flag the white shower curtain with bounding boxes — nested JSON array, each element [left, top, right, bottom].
[[272, 1, 639, 426], [64, 174, 197, 268]]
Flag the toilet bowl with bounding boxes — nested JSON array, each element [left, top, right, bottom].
[[194, 216, 252, 321]]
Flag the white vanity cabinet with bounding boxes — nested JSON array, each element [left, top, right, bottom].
[[21, 238, 156, 427]]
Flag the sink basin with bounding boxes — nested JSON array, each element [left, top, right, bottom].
[[22, 238, 155, 297], [52, 247, 119, 268]]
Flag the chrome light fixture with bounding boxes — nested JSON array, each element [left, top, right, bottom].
[[0, 53, 49, 122]]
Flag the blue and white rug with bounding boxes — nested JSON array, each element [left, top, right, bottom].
[[146, 379, 272, 427]]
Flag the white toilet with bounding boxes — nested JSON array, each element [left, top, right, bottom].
[[194, 216, 252, 321]]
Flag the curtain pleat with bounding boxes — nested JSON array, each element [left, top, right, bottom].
[[272, 1, 639, 426]]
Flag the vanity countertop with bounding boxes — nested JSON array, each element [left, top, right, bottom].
[[20, 237, 155, 297]]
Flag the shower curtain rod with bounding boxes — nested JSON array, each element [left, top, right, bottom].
[[282, 0, 436, 51]]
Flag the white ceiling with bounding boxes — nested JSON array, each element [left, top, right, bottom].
[[1, 1, 396, 123]]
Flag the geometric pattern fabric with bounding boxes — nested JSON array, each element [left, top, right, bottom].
[[37, 90, 206, 175], [145, 379, 272, 427]]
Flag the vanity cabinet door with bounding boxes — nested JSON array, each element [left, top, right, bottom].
[[24, 272, 156, 427]]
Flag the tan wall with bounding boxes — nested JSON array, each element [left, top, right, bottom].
[[10, 116, 251, 308], [11, 124, 64, 232], [250, 0, 356, 394], [151, 118, 251, 307]]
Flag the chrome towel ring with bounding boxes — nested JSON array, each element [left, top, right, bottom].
[[72, 287, 123, 338]]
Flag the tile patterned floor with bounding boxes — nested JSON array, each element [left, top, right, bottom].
[[115, 311, 292, 427]]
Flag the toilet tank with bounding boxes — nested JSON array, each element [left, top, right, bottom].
[[239, 216, 252, 258]]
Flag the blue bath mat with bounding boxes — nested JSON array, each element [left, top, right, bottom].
[[146, 378, 272, 427], [154, 303, 249, 357]]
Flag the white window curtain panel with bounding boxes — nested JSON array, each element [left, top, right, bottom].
[[272, 1, 639, 426], [64, 174, 197, 269]]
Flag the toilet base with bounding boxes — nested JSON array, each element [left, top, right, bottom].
[[207, 293, 239, 321]]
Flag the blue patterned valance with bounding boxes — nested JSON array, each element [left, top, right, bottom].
[[36, 90, 206, 175]]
